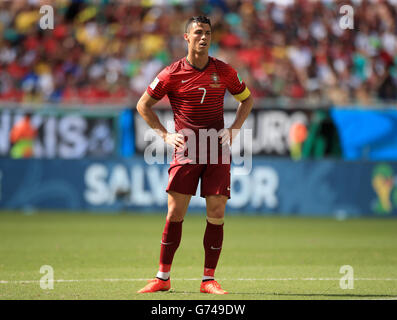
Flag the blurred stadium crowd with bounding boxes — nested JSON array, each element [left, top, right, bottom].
[[0, 0, 397, 106]]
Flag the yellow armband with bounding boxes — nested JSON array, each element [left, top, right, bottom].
[[233, 86, 251, 102]]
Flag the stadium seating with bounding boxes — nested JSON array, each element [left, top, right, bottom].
[[0, 0, 396, 105]]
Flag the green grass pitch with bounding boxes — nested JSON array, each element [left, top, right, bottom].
[[0, 212, 396, 300]]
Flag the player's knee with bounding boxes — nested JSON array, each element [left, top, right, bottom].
[[207, 206, 225, 220], [166, 207, 185, 222]]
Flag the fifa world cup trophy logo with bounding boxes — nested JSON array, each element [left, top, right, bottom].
[[372, 164, 397, 214]]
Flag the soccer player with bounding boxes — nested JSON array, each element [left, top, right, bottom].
[[136, 16, 253, 294]]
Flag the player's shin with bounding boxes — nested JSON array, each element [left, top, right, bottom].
[[202, 219, 224, 281], [157, 219, 183, 280]]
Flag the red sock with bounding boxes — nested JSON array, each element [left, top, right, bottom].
[[203, 220, 224, 278], [159, 219, 183, 271]]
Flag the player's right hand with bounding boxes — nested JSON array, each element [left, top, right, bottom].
[[164, 132, 185, 148]]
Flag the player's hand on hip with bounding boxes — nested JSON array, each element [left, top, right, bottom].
[[164, 132, 185, 148], [219, 128, 239, 146]]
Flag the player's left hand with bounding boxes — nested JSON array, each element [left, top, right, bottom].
[[219, 128, 239, 146]]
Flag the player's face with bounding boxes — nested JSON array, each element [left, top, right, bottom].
[[184, 22, 211, 54]]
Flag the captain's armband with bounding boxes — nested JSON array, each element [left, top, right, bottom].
[[233, 87, 251, 102]]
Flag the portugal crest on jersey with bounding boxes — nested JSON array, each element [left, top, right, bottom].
[[210, 72, 221, 88]]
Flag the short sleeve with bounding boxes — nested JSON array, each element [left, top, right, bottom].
[[223, 64, 251, 102], [146, 67, 170, 100]]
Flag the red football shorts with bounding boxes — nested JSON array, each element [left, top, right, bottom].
[[166, 163, 231, 198]]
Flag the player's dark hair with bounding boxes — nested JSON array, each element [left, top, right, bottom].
[[185, 16, 211, 33]]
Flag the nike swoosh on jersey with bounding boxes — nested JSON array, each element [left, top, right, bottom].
[[160, 241, 174, 245], [210, 246, 222, 250], [181, 79, 191, 83]]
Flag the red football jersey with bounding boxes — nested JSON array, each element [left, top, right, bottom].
[[147, 56, 247, 132]]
